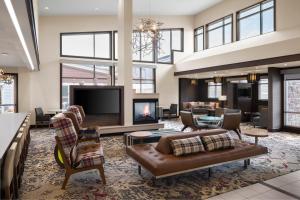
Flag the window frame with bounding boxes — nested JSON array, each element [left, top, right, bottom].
[[113, 28, 184, 64], [258, 78, 269, 101], [60, 31, 113, 60], [283, 78, 300, 129], [205, 14, 233, 49], [0, 73, 18, 113], [236, 0, 276, 41], [156, 28, 184, 64], [194, 26, 204, 52], [132, 67, 156, 94], [207, 81, 222, 99], [60, 63, 115, 109]]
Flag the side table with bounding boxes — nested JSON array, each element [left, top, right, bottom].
[[244, 132, 268, 145], [127, 131, 152, 146]]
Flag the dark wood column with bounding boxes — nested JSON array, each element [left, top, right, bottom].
[[268, 67, 282, 131]]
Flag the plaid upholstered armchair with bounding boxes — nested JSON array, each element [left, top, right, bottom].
[[66, 105, 100, 140], [51, 116, 106, 189]]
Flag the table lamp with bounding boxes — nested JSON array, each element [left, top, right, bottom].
[[218, 95, 227, 108]]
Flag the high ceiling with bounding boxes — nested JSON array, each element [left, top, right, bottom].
[[39, 0, 223, 16], [0, 0, 38, 69]]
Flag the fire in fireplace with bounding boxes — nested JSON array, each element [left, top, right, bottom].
[[133, 99, 158, 124]]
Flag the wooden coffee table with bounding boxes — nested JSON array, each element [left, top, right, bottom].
[[244, 132, 268, 145], [127, 131, 152, 146]]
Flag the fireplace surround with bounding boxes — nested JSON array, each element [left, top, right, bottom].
[[133, 99, 158, 124]]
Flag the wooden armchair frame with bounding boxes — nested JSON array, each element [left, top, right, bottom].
[[55, 136, 106, 189]]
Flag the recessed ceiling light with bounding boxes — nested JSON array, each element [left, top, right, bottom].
[[214, 71, 217, 74], [44, 6, 49, 10], [95, 8, 99, 11], [284, 63, 288, 66], [1, 53, 8, 56]]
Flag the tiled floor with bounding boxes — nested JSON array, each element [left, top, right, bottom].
[[208, 170, 300, 200]]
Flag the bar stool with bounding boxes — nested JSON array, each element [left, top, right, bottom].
[[21, 123, 29, 157], [14, 131, 25, 197], [24, 116, 31, 144], [2, 142, 18, 199]]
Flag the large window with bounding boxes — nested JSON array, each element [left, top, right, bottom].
[[237, 0, 275, 41], [206, 15, 232, 49], [61, 63, 113, 109], [258, 78, 268, 100], [113, 28, 183, 64], [0, 74, 17, 113], [133, 67, 156, 93], [194, 26, 204, 52], [284, 78, 300, 128], [208, 82, 222, 99], [61, 32, 112, 60], [157, 29, 183, 64]]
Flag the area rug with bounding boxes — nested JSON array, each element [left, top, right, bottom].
[[19, 121, 300, 200]]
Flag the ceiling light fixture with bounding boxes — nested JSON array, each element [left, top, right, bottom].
[[44, 6, 49, 10], [1, 53, 8, 56], [95, 8, 99, 11], [133, 0, 163, 56], [247, 73, 259, 83], [213, 76, 223, 84], [0, 68, 13, 85], [4, 0, 35, 70]]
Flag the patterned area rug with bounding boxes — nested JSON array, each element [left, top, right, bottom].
[[19, 120, 300, 200]]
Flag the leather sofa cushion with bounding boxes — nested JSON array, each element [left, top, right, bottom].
[[202, 132, 235, 151], [170, 136, 205, 156], [127, 140, 268, 177], [155, 129, 227, 154]]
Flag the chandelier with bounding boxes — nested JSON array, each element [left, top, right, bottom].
[[132, 17, 163, 56], [0, 69, 13, 85], [247, 73, 259, 83], [213, 76, 223, 84]]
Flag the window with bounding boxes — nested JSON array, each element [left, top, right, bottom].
[[258, 78, 268, 100], [284, 78, 300, 128], [194, 26, 204, 52], [0, 74, 17, 113], [132, 67, 155, 93], [113, 28, 183, 64], [157, 28, 183, 63], [237, 0, 275, 40], [157, 30, 172, 63], [61, 63, 113, 109], [206, 15, 232, 49], [61, 32, 112, 60], [208, 82, 222, 99]]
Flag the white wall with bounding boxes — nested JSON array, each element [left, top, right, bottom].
[[7, 15, 193, 122], [176, 0, 300, 72]]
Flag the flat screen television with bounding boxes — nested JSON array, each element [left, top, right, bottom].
[[72, 88, 120, 114], [238, 88, 251, 97]]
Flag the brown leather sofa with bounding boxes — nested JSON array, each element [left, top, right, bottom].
[[126, 129, 268, 179]]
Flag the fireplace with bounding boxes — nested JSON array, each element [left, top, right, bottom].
[[133, 99, 158, 124]]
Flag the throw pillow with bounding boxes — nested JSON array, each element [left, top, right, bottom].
[[201, 132, 235, 151], [170, 136, 205, 156]]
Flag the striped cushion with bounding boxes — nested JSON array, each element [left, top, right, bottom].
[[201, 132, 235, 151], [170, 136, 205, 156]]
